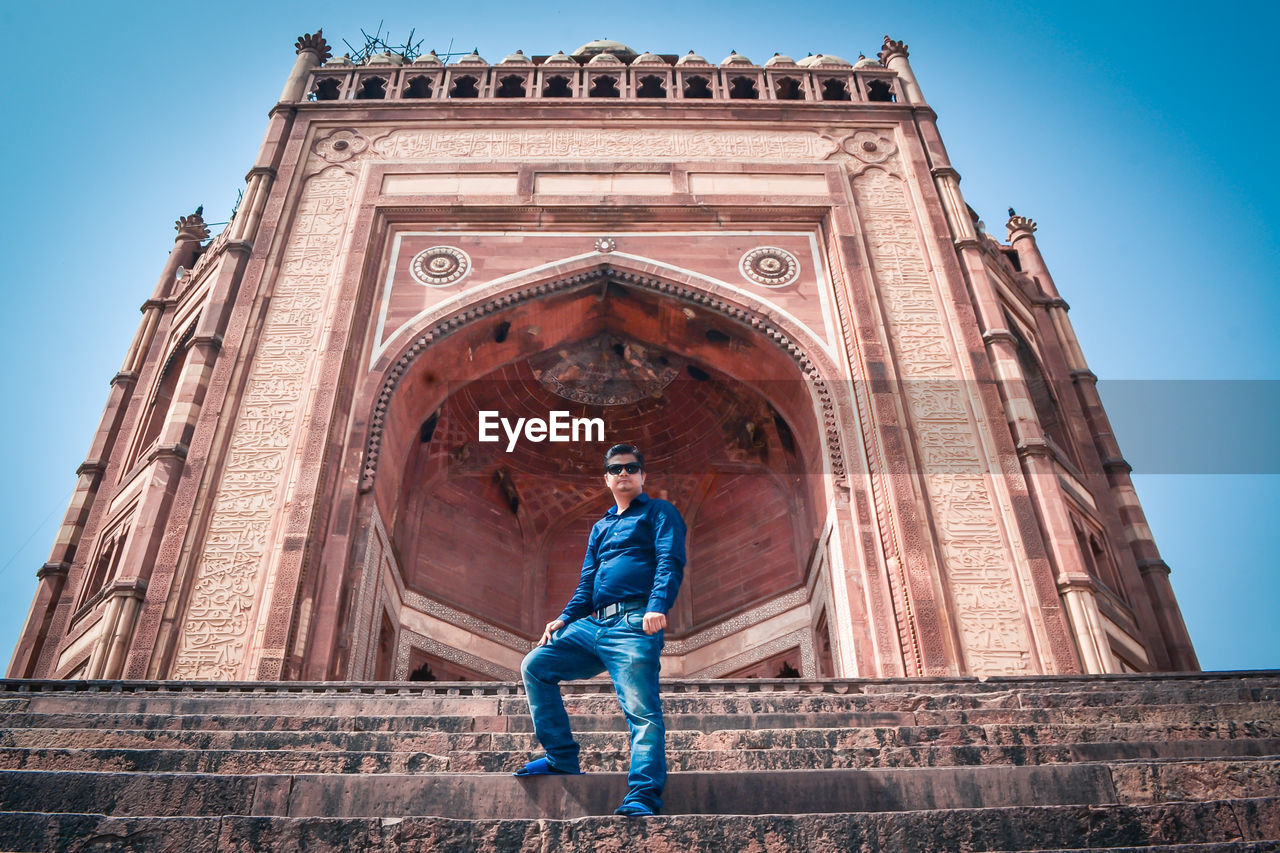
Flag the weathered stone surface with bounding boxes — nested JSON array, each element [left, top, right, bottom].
[[1110, 760, 1280, 805], [1, 675, 1277, 849], [2, 801, 1278, 852]]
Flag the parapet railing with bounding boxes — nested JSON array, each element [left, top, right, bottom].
[[302, 64, 906, 105]]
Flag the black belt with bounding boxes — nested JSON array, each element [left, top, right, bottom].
[[594, 599, 646, 620]]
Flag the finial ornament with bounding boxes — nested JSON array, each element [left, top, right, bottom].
[[174, 206, 210, 242], [878, 35, 909, 64], [1006, 209, 1038, 237], [295, 29, 333, 62]]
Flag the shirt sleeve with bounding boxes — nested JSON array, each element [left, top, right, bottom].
[[646, 501, 687, 615], [558, 523, 601, 624]]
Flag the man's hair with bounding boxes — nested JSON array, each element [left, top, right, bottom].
[[604, 443, 645, 470]]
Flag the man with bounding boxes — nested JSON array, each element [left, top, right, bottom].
[[516, 443, 687, 818]]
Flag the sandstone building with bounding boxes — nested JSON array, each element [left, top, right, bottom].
[[9, 33, 1197, 684]]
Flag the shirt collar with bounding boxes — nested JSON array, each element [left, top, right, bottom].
[[606, 491, 651, 516]]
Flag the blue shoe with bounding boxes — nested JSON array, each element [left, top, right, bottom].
[[513, 756, 581, 776], [614, 802, 657, 817]]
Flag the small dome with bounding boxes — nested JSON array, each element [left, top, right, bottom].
[[852, 55, 880, 69], [798, 53, 852, 68], [500, 49, 532, 64], [542, 50, 577, 65], [366, 51, 404, 67], [572, 39, 637, 62], [412, 50, 444, 66], [454, 49, 488, 65], [588, 51, 625, 65], [324, 54, 354, 67], [631, 51, 666, 66], [764, 53, 798, 68], [720, 51, 754, 66], [676, 50, 711, 66]]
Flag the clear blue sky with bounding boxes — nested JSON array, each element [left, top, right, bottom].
[[1, 0, 1276, 674]]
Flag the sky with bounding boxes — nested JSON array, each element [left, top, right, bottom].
[[0, 0, 1276, 674]]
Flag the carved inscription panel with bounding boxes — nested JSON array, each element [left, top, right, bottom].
[[852, 167, 1033, 675], [171, 168, 355, 680]]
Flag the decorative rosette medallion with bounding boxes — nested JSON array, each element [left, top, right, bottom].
[[410, 246, 472, 287], [314, 128, 368, 163], [739, 247, 800, 288]]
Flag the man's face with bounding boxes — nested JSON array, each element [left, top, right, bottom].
[[604, 453, 645, 500]]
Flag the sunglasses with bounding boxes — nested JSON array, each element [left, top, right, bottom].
[[605, 462, 643, 475]]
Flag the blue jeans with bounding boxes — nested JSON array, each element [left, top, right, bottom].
[[520, 611, 666, 811]]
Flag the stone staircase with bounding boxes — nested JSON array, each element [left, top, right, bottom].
[[0, 672, 1276, 851]]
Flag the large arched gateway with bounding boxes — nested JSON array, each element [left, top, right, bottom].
[[335, 260, 854, 681], [10, 33, 1196, 683]]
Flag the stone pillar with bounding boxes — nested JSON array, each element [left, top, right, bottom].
[[228, 31, 329, 245], [1008, 216, 1198, 671], [8, 211, 205, 678], [878, 74, 1081, 673], [280, 29, 330, 103], [877, 36, 925, 105]]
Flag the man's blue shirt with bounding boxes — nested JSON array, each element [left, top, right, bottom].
[[558, 493, 687, 623]]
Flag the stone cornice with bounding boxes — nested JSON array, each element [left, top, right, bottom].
[[110, 371, 138, 390], [1101, 456, 1133, 475], [981, 328, 1018, 348], [1136, 557, 1171, 576], [1016, 438, 1055, 460], [76, 459, 108, 477], [146, 443, 189, 464], [190, 333, 224, 353], [1056, 575, 1098, 594], [37, 561, 71, 580], [106, 578, 149, 598]]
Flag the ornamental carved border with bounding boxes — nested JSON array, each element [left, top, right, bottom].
[[851, 163, 1033, 676], [170, 167, 356, 680], [307, 125, 901, 177], [361, 267, 847, 493]]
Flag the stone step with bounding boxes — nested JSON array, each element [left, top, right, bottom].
[[1, 799, 1277, 852], [1, 760, 1276, 820], [3, 701, 1275, 738], [2, 740, 1277, 777], [5, 720, 1276, 758], [0, 765, 1123, 818], [4, 679, 1276, 718]]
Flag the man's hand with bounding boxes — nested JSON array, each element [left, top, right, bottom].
[[641, 612, 667, 635], [538, 619, 566, 647]]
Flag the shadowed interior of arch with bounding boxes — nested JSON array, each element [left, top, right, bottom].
[[371, 276, 830, 646]]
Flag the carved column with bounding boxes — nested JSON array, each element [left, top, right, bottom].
[[126, 241, 254, 680], [78, 212, 211, 678], [863, 64, 1080, 673], [8, 211, 203, 678], [228, 31, 330, 244], [280, 29, 329, 102], [877, 37, 924, 105], [1008, 218, 1198, 671]]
